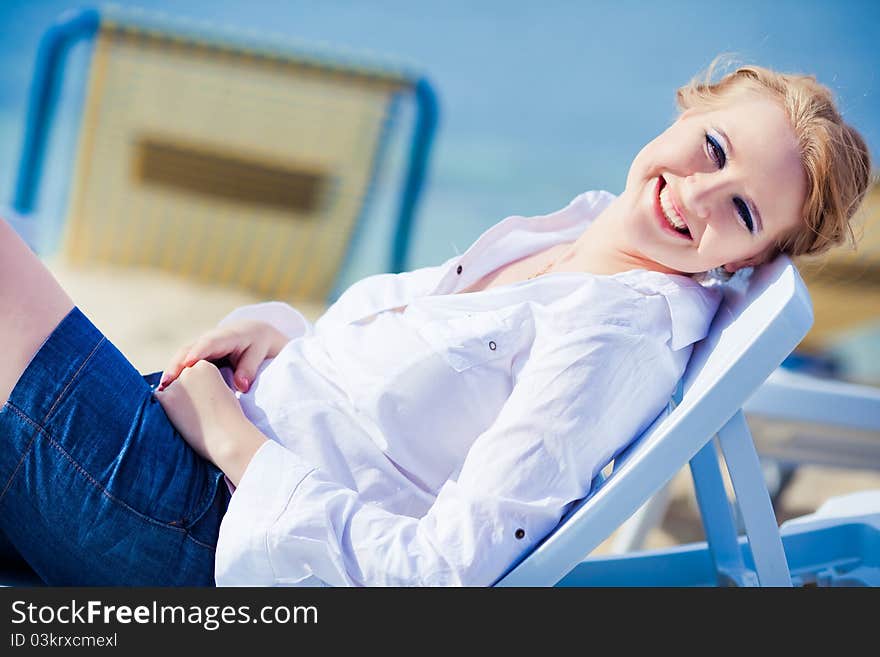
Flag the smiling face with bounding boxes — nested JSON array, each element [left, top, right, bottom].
[[619, 92, 807, 275]]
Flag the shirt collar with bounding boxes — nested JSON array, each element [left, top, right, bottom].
[[613, 270, 724, 351], [431, 190, 617, 296], [434, 189, 724, 349], [538, 190, 725, 350]]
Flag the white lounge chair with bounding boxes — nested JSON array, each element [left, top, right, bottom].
[[494, 255, 879, 587]]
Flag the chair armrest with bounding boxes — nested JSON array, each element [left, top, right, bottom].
[[744, 367, 880, 432]]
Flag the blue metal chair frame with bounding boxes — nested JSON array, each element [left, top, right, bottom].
[[609, 366, 880, 557]]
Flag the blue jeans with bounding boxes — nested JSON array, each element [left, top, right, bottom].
[[0, 306, 231, 585]]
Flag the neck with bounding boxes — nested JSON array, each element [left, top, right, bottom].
[[562, 194, 686, 277]]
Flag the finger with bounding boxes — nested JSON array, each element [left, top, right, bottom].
[[183, 332, 240, 368], [232, 344, 267, 392], [159, 343, 194, 389], [162, 331, 242, 391]]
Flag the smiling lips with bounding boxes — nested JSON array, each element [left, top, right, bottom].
[[654, 176, 693, 241]]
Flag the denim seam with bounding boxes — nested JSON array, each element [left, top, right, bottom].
[[2, 402, 217, 552], [0, 406, 41, 505], [41, 335, 105, 426], [0, 332, 105, 504]]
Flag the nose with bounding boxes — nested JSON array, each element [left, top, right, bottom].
[[680, 171, 736, 223]]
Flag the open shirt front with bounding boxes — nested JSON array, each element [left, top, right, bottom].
[[212, 190, 723, 586]]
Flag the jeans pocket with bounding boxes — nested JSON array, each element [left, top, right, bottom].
[[171, 464, 229, 550]]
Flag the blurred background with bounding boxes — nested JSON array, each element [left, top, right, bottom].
[[1, 0, 878, 556]]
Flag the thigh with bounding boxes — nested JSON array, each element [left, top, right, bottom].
[[0, 216, 75, 408], [0, 306, 231, 585]]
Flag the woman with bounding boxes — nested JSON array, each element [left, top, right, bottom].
[[0, 59, 872, 586]]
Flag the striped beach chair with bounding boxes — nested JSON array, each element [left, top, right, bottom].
[[12, 6, 438, 306]]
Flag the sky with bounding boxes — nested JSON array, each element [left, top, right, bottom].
[[1, 1, 877, 270]]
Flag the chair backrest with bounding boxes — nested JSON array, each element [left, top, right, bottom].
[[494, 255, 814, 586], [13, 7, 437, 304]]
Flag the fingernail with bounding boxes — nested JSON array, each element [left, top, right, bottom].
[[239, 377, 249, 391]]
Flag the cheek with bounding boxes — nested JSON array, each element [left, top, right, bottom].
[[697, 230, 756, 267]]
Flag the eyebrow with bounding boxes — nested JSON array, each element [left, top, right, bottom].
[[715, 125, 764, 234]]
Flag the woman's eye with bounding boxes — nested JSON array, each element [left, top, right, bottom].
[[734, 198, 755, 233], [705, 133, 726, 168]]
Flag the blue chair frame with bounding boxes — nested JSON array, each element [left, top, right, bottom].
[[11, 6, 438, 284]]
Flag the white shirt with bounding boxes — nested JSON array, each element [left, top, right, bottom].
[[211, 190, 723, 587]]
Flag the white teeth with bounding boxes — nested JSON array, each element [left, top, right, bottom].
[[659, 185, 688, 231]]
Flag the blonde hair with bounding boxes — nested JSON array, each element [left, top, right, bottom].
[[676, 54, 874, 265]]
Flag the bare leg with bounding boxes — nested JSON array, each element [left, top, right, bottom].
[[0, 217, 75, 407]]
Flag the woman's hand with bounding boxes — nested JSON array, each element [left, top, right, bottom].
[[154, 360, 267, 485], [158, 319, 290, 393]]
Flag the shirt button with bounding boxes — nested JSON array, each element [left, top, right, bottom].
[[456, 264, 463, 274], [515, 528, 525, 540], [488, 340, 497, 351]]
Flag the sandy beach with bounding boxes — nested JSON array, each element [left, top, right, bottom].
[[43, 254, 880, 557]]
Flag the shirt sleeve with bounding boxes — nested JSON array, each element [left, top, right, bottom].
[[214, 324, 678, 587], [215, 301, 315, 341]]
